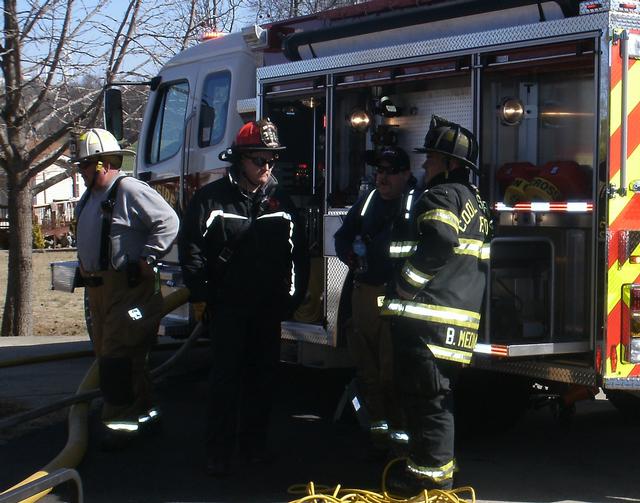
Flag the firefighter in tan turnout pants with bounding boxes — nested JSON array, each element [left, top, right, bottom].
[[334, 146, 414, 458], [74, 128, 179, 450], [383, 116, 490, 494]]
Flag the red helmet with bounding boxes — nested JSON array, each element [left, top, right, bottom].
[[219, 119, 285, 162]]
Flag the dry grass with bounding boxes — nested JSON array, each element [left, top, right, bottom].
[[0, 250, 87, 336]]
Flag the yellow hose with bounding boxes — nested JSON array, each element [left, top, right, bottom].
[[42, 361, 99, 473], [294, 257, 324, 323], [1, 288, 192, 503], [287, 459, 476, 503], [0, 361, 99, 503]]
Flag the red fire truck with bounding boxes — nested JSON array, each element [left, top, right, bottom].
[[105, 0, 640, 417]]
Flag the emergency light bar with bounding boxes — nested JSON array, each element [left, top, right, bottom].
[[580, 1, 640, 13], [201, 30, 226, 41], [495, 201, 593, 212]]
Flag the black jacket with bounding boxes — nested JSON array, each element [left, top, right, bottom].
[[334, 177, 417, 286], [178, 170, 308, 317], [382, 169, 491, 364]]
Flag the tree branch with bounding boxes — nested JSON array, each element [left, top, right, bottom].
[[106, 0, 140, 82], [26, 0, 74, 120], [24, 90, 103, 167], [179, 0, 197, 53], [20, 0, 55, 41]]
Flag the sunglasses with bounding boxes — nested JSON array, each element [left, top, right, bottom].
[[78, 161, 96, 171], [246, 155, 277, 168]]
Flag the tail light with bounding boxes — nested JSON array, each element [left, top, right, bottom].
[[622, 285, 640, 363]]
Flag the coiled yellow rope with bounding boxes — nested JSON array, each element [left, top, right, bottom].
[[288, 459, 476, 503]]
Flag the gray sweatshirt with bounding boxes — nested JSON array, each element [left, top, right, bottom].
[[77, 175, 179, 272]]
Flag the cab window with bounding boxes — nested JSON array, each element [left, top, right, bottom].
[[148, 81, 189, 164], [198, 71, 231, 148]]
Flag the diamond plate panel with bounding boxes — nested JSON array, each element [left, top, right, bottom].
[[611, 11, 640, 29], [281, 321, 331, 345], [472, 356, 598, 386], [236, 97, 256, 114], [326, 256, 349, 340], [603, 377, 640, 389], [258, 14, 608, 81], [324, 212, 348, 257], [393, 86, 472, 174]]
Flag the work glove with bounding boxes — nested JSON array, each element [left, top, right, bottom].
[[191, 302, 207, 323]]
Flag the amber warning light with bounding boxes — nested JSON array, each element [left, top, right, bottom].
[[201, 30, 226, 41]]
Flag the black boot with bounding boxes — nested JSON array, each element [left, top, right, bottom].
[[385, 460, 451, 497]]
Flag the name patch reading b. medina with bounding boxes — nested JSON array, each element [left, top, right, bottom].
[[445, 326, 478, 350]]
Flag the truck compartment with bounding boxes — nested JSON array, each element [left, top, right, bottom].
[[486, 225, 592, 351]]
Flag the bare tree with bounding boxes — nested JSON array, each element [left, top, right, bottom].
[[247, 0, 359, 21], [0, 0, 142, 336], [0, 0, 251, 337]]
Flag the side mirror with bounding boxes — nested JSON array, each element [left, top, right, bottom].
[[104, 88, 124, 141]]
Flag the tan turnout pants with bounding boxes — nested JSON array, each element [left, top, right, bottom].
[[84, 269, 159, 424], [349, 282, 402, 434]]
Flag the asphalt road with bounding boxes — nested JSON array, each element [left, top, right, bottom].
[[1, 339, 639, 503]]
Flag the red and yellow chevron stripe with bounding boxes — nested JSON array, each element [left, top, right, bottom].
[[606, 29, 640, 379]]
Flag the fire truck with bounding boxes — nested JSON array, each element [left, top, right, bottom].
[[105, 0, 640, 417]]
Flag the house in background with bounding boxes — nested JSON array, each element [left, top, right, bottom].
[[31, 155, 85, 246], [33, 155, 85, 206]]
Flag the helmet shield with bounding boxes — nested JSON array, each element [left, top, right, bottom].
[[74, 128, 134, 164], [416, 115, 478, 172], [219, 119, 286, 163]]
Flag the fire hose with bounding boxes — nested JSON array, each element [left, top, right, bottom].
[[286, 459, 476, 503], [2, 288, 478, 503], [0, 287, 202, 503]]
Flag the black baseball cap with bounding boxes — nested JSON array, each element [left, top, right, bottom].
[[366, 146, 410, 173]]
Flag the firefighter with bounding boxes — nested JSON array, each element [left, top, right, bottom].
[[178, 119, 308, 477], [382, 116, 490, 493], [334, 146, 415, 458], [74, 128, 179, 450]]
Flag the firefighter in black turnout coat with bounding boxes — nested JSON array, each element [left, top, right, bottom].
[[383, 116, 491, 492], [334, 146, 415, 456], [179, 120, 308, 476]]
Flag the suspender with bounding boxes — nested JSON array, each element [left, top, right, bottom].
[[75, 176, 126, 271], [99, 177, 125, 270]]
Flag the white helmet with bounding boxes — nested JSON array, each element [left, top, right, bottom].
[[74, 128, 134, 164]]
